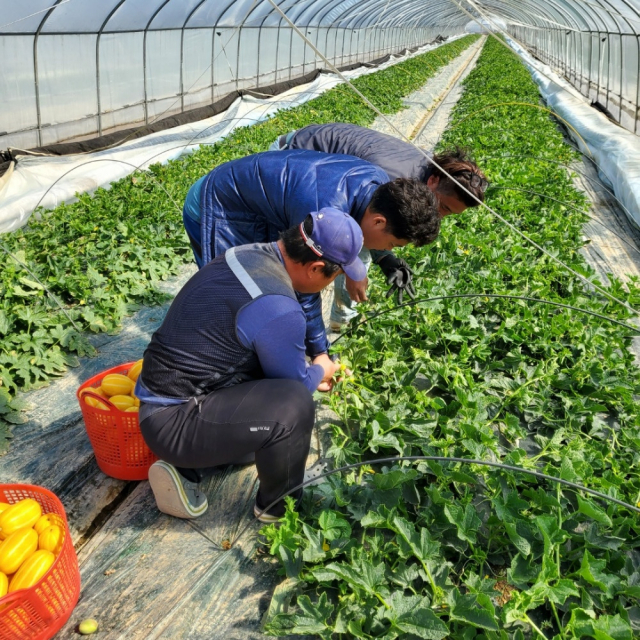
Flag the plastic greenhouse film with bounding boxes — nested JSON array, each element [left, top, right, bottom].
[[0, 36, 463, 234], [506, 37, 640, 230]]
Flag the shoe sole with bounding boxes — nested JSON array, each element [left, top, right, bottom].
[[148, 461, 208, 519], [253, 504, 280, 524]]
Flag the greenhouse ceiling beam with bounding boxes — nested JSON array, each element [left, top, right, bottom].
[[477, 0, 587, 31], [348, 0, 406, 29], [337, 0, 448, 29], [335, 0, 462, 29], [479, 2, 578, 32], [582, 0, 640, 32], [360, 5, 456, 30], [381, 5, 465, 29], [486, 0, 622, 34], [316, 0, 412, 29], [488, 2, 581, 31], [589, 0, 637, 33]]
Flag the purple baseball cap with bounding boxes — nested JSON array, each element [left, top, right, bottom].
[[299, 207, 367, 281]]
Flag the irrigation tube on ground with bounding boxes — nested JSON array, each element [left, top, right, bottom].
[[233, 455, 640, 546], [330, 293, 640, 348], [262, 0, 640, 320], [505, 37, 640, 231], [0, 37, 460, 234]]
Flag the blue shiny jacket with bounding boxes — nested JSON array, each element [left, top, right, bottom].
[[200, 149, 389, 356]]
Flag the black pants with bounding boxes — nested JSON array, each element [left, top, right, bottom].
[[139, 379, 315, 516]]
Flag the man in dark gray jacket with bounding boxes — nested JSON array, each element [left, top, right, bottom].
[[271, 123, 487, 216], [270, 123, 488, 330]]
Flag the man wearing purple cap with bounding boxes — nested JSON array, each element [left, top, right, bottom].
[[136, 208, 365, 522]]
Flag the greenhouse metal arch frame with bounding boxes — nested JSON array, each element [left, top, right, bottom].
[[492, 0, 640, 134], [1, 0, 640, 152], [0, 0, 453, 151]]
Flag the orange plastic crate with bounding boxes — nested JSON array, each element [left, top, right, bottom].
[[0, 484, 80, 640], [77, 362, 157, 481]]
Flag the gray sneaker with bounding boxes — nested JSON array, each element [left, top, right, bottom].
[[148, 461, 208, 519]]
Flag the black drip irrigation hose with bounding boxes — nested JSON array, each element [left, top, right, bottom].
[[232, 455, 640, 546], [486, 186, 640, 259], [330, 293, 640, 347]]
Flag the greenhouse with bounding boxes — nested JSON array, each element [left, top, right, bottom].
[[1, 0, 640, 638]]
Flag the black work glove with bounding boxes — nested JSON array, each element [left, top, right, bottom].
[[375, 254, 415, 304]]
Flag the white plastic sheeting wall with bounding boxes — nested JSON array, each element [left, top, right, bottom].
[[0, 38, 461, 233], [0, 0, 455, 151], [508, 38, 640, 230], [2, 1, 640, 150]]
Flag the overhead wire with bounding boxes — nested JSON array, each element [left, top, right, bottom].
[[27, 38, 449, 215], [262, 0, 640, 323], [477, 153, 636, 222], [330, 293, 640, 348], [486, 185, 640, 258], [232, 455, 640, 546], [0, 1, 73, 32]]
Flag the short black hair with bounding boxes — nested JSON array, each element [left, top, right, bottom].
[[368, 179, 440, 247], [279, 215, 341, 277]]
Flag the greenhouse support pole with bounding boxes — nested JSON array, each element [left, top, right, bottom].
[[180, 29, 185, 112], [143, 0, 172, 126], [598, 33, 605, 104], [288, 26, 293, 80], [619, 33, 624, 122], [606, 33, 611, 113], [301, 28, 306, 77], [256, 25, 263, 86], [33, 0, 67, 147], [95, 2, 128, 137], [235, 25, 242, 91], [211, 29, 216, 103], [587, 31, 594, 100], [211, 2, 238, 104], [636, 35, 640, 134]]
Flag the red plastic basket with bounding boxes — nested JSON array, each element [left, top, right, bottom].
[[0, 484, 80, 640], [77, 362, 157, 481]]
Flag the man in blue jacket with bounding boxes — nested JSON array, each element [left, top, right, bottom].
[[182, 149, 440, 357], [269, 123, 488, 329], [139, 209, 365, 522]]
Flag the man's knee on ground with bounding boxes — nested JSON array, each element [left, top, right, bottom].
[[272, 379, 315, 430]]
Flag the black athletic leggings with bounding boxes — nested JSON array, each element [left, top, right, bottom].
[[139, 379, 315, 516]]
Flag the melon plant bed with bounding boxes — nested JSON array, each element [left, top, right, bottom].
[[262, 38, 640, 639], [0, 35, 478, 452]]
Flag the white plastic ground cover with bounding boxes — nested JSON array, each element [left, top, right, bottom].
[[0, 36, 463, 234], [507, 38, 640, 229]]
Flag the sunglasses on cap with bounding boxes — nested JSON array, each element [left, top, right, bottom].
[[453, 170, 489, 193]]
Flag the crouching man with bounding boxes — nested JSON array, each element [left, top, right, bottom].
[[135, 208, 365, 523]]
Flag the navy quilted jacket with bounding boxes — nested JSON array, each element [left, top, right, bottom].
[[199, 149, 389, 356]]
